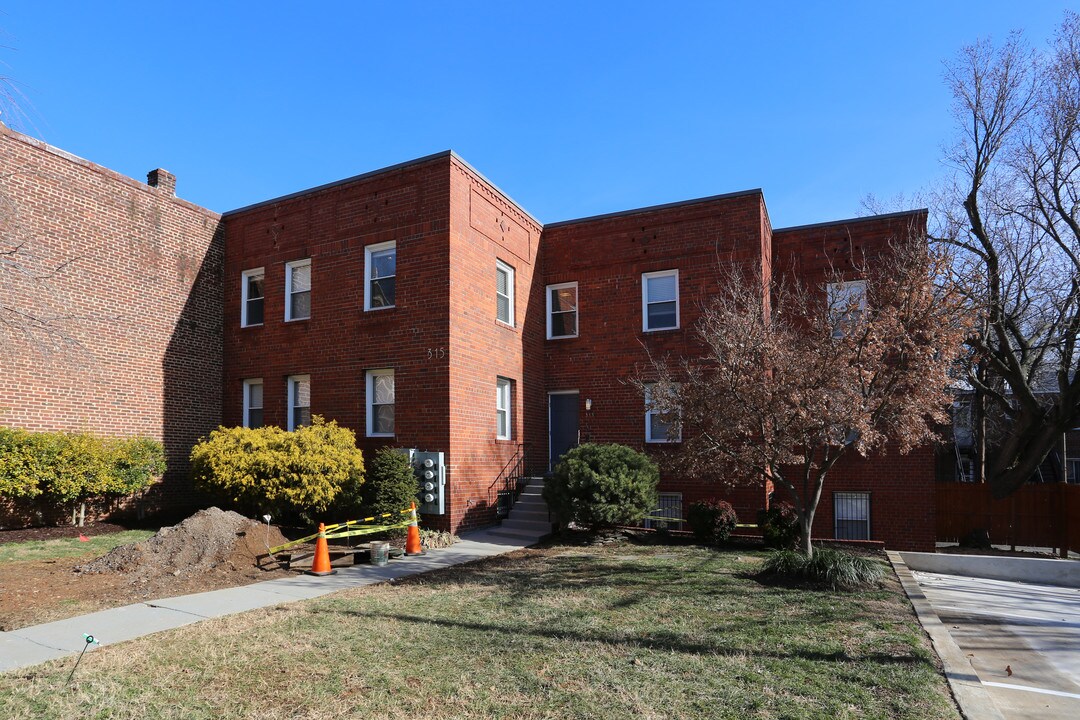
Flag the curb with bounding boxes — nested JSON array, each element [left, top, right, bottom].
[[887, 551, 1004, 720]]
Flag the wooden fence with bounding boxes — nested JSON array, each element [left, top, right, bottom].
[[937, 482, 1080, 557]]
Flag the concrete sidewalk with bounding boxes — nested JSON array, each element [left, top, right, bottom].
[[0, 528, 540, 674]]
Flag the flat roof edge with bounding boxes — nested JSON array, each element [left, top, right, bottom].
[[222, 150, 455, 216], [545, 189, 764, 229], [448, 152, 542, 227], [774, 208, 928, 233]]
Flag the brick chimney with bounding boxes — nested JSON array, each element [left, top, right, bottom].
[[147, 168, 176, 196]]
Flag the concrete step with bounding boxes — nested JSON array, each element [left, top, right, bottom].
[[510, 508, 551, 522], [487, 527, 550, 542], [500, 518, 553, 534]]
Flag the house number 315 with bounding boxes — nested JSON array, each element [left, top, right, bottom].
[[427, 347, 446, 360]]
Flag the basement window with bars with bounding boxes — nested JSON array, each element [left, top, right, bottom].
[[833, 492, 870, 541], [644, 492, 683, 531]]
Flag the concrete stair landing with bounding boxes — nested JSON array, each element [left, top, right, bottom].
[[488, 478, 553, 543]]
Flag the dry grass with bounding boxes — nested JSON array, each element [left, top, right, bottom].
[[0, 542, 959, 719]]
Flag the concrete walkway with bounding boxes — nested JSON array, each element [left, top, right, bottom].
[[891, 551, 1080, 720], [0, 528, 540, 674]]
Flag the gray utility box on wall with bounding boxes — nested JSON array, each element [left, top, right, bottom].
[[410, 450, 446, 515]]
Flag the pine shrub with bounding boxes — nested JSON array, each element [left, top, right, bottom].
[[353, 447, 418, 520], [543, 443, 659, 531]]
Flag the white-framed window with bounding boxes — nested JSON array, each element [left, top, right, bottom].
[[642, 269, 679, 331], [496, 260, 515, 326], [365, 241, 396, 311], [546, 282, 578, 339], [644, 383, 681, 443], [827, 279, 866, 338], [285, 259, 311, 321], [243, 379, 264, 429], [241, 268, 264, 327], [496, 377, 512, 440], [366, 369, 395, 437], [834, 492, 870, 540], [287, 375, 310, 431], [644, 492, 683, 530]]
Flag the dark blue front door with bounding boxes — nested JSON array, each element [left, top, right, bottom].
[[548, 392, 579, 470]]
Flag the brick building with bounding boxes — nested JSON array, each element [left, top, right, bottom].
[[0, 127, 936, 549]]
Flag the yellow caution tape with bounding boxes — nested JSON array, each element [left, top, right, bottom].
[[268, 507, 419, 555]]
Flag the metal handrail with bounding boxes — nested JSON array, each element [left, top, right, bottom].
[[490, 443, 526, 515]]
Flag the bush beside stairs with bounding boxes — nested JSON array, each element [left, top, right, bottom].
[[488, 477, 554, 542]]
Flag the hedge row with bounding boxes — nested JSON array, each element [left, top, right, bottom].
[[0, 428, 165, 503]]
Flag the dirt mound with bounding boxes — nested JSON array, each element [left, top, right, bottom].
[[78, 507, 290, 578]]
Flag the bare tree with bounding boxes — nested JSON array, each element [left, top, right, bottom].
[[643, 243, 969, 558], [936, 12, 1080, 497]]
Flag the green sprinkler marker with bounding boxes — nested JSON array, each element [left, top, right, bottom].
[[66, 633, 100, 685]]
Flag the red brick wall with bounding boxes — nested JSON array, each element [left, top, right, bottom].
[[0, 126, 223, 525], [445, 158, 544, 532], [221, 153, 454, 526], [769, 211, 936, 550], [539, 191, 773, 520]]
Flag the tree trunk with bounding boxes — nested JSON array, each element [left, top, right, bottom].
[[800, 513, 814, 559]]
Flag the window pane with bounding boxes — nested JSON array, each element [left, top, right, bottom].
[[497, 294, 510, 323], [371, 249, 395, 279], [647, 301, 676, 329], [248, 383, 263, 408], [246, 298, 264, 325], [370, 277, 395, 307], [497, 409, 508, 437], [248, 275, 264, 300], [291, 290, 310, 319], [551, 311, 576, 337], [496, 267, 509, 295], [375, 404, 395, 434], [374, 373, 395, 404], [293, 378, 310, 408], [296, 407, 311, 428], [650, 414, 671, 442], [290, 264, 311, 293], [248, 409, 264, 429], [551, 287, 576, 312], [647, 274, 676, 303]]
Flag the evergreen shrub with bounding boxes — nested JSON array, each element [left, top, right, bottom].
[[543, 443, 659, 531]]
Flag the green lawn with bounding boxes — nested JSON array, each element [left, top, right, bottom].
[[0, 542, 958, 719], [0, 530, 155, 565]]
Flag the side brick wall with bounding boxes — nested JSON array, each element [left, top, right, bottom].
[[0, 126, 223, 526], [445, 158, 544, 533]]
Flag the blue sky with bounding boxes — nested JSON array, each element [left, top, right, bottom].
[[1, 2, 1075, 227]]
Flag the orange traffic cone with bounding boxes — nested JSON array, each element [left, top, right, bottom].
[[307, 522, 337, 576], [405, 502, 425, 556]]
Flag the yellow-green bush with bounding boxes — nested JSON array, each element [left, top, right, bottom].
[[0, 427, 165, 505], [190, 417, 365, 522]]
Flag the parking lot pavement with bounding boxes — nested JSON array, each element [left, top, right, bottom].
[[912, 570, 1080, 720]]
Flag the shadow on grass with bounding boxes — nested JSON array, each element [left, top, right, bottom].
[[319, 606, 932, 669]]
